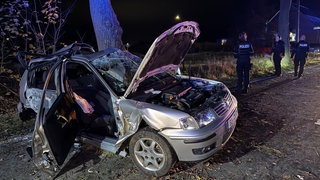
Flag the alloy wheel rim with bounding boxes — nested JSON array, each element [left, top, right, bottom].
[[133, 138, 165, 171]]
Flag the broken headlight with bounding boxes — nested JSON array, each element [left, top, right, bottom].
[[179, 116, 199, 130]]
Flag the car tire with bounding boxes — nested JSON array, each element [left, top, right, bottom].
[[129, 127, 176, 177]]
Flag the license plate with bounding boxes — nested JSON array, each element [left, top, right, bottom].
[[225, 111, 237, 131]]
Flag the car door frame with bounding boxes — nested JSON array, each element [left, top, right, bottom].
[[32, 58, 80, 174]]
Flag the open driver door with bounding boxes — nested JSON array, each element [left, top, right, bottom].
[[31, 60, 80, 176]]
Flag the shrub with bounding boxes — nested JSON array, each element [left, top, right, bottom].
[[181, 51, 320, 86]]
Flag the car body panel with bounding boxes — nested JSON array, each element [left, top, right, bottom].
[[32, 58, 77, 173], [159, 97, 238, 161], [19, 21, 238, 176]]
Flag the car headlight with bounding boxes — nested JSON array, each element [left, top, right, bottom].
[[179, 116, 199, 130], [197, 108, 217, 127]]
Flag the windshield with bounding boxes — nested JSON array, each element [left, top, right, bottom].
[[90, 53, 140, 96]]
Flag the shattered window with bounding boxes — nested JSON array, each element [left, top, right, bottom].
[[25, 62, 57, 113], [91, 56, 133, 95], [28, 62, 55, 89]]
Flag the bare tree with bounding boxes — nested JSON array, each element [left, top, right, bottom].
[[41, 0, 76, 52], [279, 0, 292, 64], [89, 0, 124, 51], [0, 0, 75, 57], [27, 0, 75, 53], [0, 0, 26, 68]]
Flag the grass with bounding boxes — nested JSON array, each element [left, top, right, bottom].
[[181, 51, 320, 87]]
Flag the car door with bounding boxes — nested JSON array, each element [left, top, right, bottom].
[[32, 59, 79, 174]]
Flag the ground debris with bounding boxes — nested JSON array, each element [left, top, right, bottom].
[[296, 174, 304, 180], [255, 145, 284, 157]]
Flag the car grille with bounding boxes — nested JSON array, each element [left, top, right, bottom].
[[214, 93, 233, 117]]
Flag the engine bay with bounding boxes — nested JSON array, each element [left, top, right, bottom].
[[129, 73, 228, 113]]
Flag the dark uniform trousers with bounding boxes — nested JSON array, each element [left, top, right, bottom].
[[271, 40, 284, 76], [273, 56, 282, 76], [236, 57, 250, 93], [294, 58, 306, 77]]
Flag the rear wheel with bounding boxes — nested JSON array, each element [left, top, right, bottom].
[[129, 127, 176, 177]]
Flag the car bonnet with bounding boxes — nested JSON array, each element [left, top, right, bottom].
[[124, 21, 200, 97]]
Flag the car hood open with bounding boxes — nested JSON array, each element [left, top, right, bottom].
[[124, 21, 200, 97]]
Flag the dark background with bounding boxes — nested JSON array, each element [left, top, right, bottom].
[[65, 0, 320, 52]]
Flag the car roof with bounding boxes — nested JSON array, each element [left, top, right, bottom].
[[18, 43, 95, 69]]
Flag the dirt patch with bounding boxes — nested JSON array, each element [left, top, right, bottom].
[[1, 66, 320, 179]]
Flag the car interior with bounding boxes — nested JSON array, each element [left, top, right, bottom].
[[65, 62, 117, 137], [28, 62, 55, 90]]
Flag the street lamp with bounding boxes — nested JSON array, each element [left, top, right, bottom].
[[125, 42, 130, 51], [175, 14, 181, 22]]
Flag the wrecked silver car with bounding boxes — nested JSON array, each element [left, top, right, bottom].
[[18, 21, 238, 177]]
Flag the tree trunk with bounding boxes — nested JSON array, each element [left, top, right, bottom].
[[89, 0, 124, 51], [279, 0, 292, 64], [1, 39, 4, 69]]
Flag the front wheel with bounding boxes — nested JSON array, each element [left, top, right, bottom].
[[129, 127, 176, 177]]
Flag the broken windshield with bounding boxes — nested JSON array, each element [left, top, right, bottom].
[[90, 52, 139, 96]]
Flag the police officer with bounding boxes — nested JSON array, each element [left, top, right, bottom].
[[271, 34, 285, 76], [291, 34, 309, 78], [233, 32, 254, 94]]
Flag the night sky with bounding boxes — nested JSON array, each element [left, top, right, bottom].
[[112, 0, 249, 43], [67, 0, 320, 51]]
